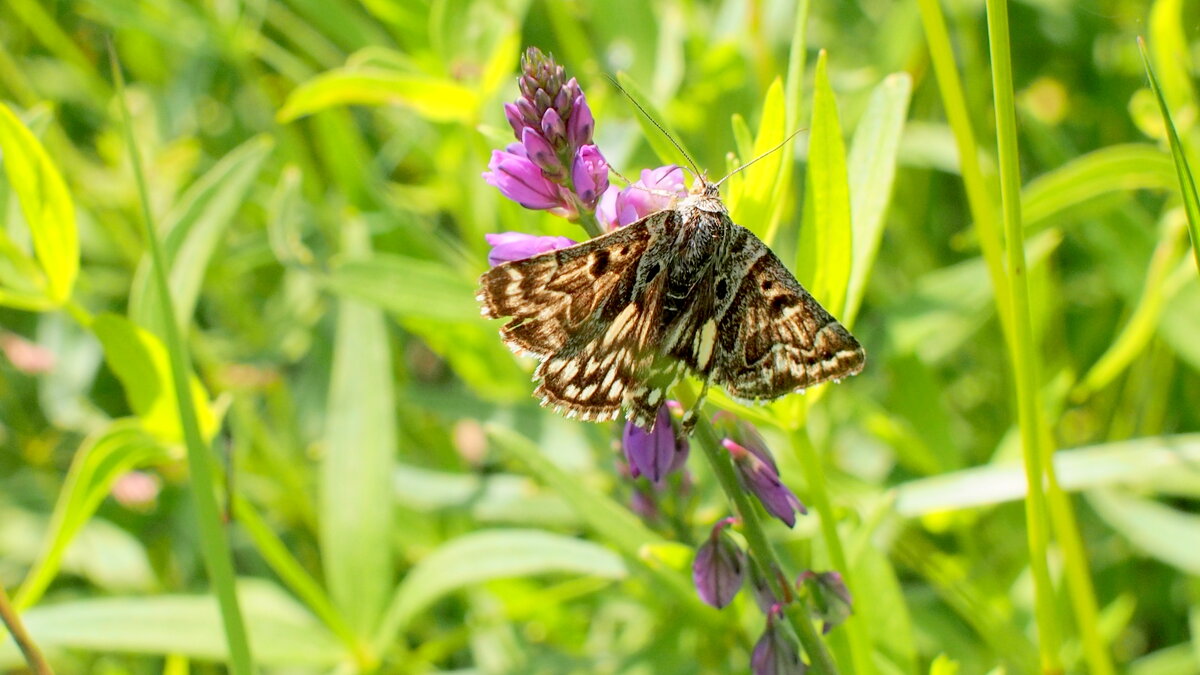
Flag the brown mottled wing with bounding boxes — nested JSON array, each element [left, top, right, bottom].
[[478, 211, 677, 423], [710, 240, 864, 402]]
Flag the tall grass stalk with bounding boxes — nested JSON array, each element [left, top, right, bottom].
[[109, 47, 256, 674], [982, 1, 1062, 670]]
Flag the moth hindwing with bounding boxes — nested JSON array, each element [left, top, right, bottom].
[[478, 182, 865, 431]]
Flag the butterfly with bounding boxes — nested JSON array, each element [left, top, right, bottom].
[[476, 177, 865, 432]]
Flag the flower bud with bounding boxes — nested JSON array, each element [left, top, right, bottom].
[[692, 517, 745, 608]]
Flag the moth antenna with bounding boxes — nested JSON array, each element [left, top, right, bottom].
[[608, 164, 633, 186], [713, 127, 806, 188], [605, 73, 705, 183]]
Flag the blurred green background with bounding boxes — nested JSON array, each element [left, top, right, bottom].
[[1, 0, 1199, 673]]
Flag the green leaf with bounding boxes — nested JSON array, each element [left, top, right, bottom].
[[278, 69, 480, 123], [91, 313, 218, 442], [14, 419, 166, 610], [845, 72, 913, 326], [1088, 489, 1200, 575], [1074, 217, 1191, 398], [323, 254, 481, 322], [1138, 37, 1200, 274], [129, 135, 274, 339], [0, 103, 78, 305], [1, 581, 345, 667], [729, 77, 787, 240], [796, 51, 852, 320], [894, 434, 1200, 516], [372, 529, 627, 645], [1022, 144, 1178, 233], [321, 234, 396, 635]]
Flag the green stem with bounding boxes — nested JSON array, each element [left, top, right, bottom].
[[109, 45, 256, 674], [0, 583, 53, 675], [791, 431, 874, 675], [691, 416, 838, 675], [982, 2, 1063, 671]]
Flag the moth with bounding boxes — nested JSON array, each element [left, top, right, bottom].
[[476, 176, 865, 432]]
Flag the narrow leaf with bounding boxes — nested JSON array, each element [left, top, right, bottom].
[[15, 419, 166, 609], [129, 135, 274, 339], [373, 529, 626, 644], [279, 69, 479, 123], [1138, 37, 1200, 273], [323, 254, 481, 322], [0, 103, 78, 304], [845, 72, 913, 325], [321, 227, 396, 635], [91, 313, 217, 442], [796, 51, 852, 319]]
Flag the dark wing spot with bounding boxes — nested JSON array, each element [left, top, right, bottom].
[[644, 262, 661, 279], [761, 280, 774, 291], [716, 278, 729, 300], [770, 295, 799, 314], [591, 250, 610, 276], [619, 245, 630, 254]]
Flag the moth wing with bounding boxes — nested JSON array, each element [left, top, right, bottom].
[[710, 237, 864, 401], [477, 212, 671, 358]]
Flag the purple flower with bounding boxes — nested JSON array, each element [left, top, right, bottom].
[[622, 403, 689, 485], [752, 605, 807, 675], [571, 145, 609, 209], [485, 232, 576, 267], [486, 47, 609, 223], [483, 145, 565, 211], [724, 437, 807, 527], [693, 517, 745, 608], [567, 94, 594, 147], [798, 571, 853, 634], [521, 128, 564, 177], [597, 165, 688, 229]]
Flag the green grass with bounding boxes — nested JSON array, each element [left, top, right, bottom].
[[1, 1, 1199, 673]]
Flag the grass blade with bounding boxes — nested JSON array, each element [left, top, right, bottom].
[[110, 47, 255, 674], [1138, 36, 1200, 274]]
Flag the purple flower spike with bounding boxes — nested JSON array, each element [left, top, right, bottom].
[[693, 517, 745, 608], [798, 571, 853, 634], [485, 232, 576, 267], [572, 145, 609, 209], [486, 46, 611, 224], [522, 128, 563, 176], [622, 403, 689, 484], [597, 165, 688, 230], [724, 438, 807, 528], [483, 147, 562, 210], [751, 605, 807, 675]]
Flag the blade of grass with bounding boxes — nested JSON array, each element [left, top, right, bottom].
[[1139, 37, 1200, 274], [983, 2, 1062, 669], [109, 46, 255, 674]]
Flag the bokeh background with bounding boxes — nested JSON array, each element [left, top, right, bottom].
[[1, 0, 1199, 673]]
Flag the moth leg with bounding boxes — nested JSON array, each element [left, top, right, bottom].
[[680, 378, 712, 435]]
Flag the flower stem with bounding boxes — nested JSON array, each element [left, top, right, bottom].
[[792, 430, 874, 675], [690, 414, 838, 674], [0, 583, 52, 674]]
